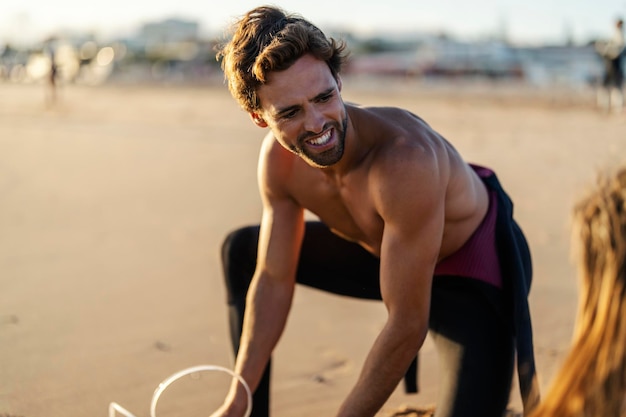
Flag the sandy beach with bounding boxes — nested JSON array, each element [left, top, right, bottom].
[[1, 79, 625, 417]]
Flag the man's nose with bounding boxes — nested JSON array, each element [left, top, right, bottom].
[[303, 106, 325, 133]]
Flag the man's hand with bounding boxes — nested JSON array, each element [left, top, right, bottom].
[[208, 386, 250, 417], [208, 402, 241, 417], [208, 402, 234, 417]]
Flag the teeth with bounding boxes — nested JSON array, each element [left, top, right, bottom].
[[309, 131, 331, 146]]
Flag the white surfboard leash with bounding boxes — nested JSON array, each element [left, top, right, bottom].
[[109, 365, 252, 417]]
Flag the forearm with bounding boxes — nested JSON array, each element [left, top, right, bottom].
[[336, 319, 426, 417], [237, 273, 293, 387]]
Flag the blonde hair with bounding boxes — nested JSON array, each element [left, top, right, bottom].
[[216, 6, 348, 113], [530, 166, 626, 417]]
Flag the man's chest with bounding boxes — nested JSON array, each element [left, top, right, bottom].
[[288, 164, 384, 254]]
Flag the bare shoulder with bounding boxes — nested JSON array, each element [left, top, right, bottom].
[[361, 106, 485, 221], [258, 132, 297, 200], [358, 110, 450, 220], [364, 107, 450, 189], [259, 131, 290, 171]]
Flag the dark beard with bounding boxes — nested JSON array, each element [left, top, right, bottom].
[[292, 115, 348, 168]]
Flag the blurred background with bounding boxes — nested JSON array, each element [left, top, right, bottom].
[[1, 0, 625, 90]]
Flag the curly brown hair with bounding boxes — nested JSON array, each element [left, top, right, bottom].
[[530, 165, 626, 417], [216, 6, 348, 112]]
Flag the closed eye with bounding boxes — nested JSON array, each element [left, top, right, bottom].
[[281, 108, 299, 119], [316, 89, 335, 103], [318, 93, 333, 103], [275, 106, 300, 120]]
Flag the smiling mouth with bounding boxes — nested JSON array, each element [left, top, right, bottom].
[[306, 129, 333, 147]]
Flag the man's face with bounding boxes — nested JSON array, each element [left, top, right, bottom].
[[252, 54, 348, 168]]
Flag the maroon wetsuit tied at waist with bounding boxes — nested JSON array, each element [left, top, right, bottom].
[[434, 165, 502, 288]]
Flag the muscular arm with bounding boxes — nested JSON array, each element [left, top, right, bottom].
[[336, 142, 448, 417], [219, 136, 305, 416], [231, 202, 304, 395]]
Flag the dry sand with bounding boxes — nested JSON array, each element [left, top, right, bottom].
[[1, 79, 625, 417]]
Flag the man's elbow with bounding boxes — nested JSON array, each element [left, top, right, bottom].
[[392, 316, 428, 354], [408, 323, 428, 352], [387, 305, 429, 353]]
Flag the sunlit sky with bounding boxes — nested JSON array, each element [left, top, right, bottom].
[[3, 0, 626, 46]]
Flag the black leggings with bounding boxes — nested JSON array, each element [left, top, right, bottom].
[[221, 222, 514, 417]]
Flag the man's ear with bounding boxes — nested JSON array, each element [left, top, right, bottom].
[[337, 75, 342, 91], [250, 112, 268, 128]]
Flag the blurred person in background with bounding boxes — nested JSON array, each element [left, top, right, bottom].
[[595, 18, 625, 114], [44, 38, 58, 107]]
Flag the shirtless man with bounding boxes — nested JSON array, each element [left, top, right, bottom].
[[214, 6, 539, 417]]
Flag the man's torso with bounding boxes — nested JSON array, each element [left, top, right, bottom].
[[261, 105, 490, 259]]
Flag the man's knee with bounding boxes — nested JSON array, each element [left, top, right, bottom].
[[221, 226, 258, 264], [221, 226, 260, 302]]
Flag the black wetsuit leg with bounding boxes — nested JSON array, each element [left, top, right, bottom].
[[429, 276, 514, 417]]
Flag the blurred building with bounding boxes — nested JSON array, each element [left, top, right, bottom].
[[517, 44, 602, 87], [345, 36, 605, 88], [110, 17, 218, 85], [136, 18, 199, 46]]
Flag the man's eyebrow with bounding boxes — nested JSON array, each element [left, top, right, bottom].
[[273, 87, 336, 118], [313, 87, 335, 100], [313, 87, 335, 101], [274, 104, 299, 118]]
